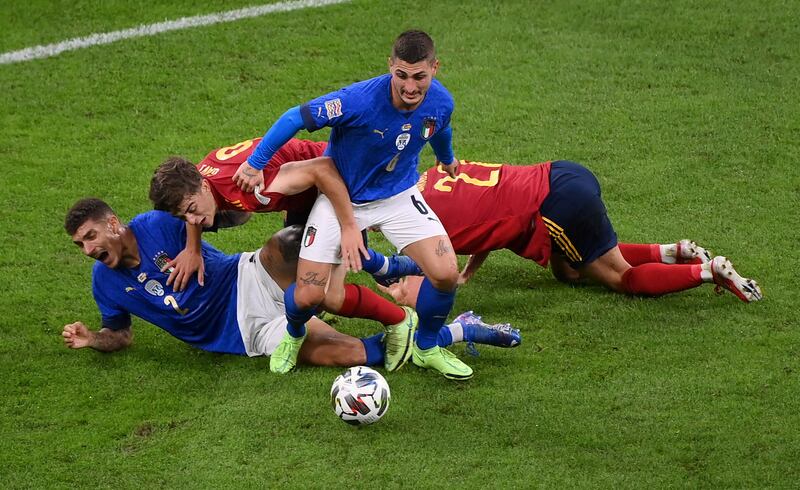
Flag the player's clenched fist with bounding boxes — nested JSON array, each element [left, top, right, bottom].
[[62, 322, 94, 349]]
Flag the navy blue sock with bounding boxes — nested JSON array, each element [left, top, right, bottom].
[[360, 334, 385, 366], [415, 278, 456, 349], [284, 283, 315, 338], [414, 328, 455, 347], [438, 326, 454, 347], [361, 249, 387, 275], [362, 249, 422, 278]]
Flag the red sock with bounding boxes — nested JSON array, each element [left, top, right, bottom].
[[621, 263, 703, 296], [336, 284, 405, 326], [618, 243, 661, 266]]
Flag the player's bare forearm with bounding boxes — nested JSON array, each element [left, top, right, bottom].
[[167, 223, 205, 290], [186, 223, 203, 252], [312, 160, 366, 270], [313, 160, 357, 228], [460, 251, 490, 284], [63, 322, 132, 352]]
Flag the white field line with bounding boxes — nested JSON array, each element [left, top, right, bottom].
[[0, 0, 351, 65]]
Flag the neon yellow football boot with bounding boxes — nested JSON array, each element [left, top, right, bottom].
[[269, 331, 306, 374], [383, 306, 417, 372], [412, 344, 473, 380]]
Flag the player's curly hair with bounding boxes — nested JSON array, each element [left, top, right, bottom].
[[392, 30, 436, 64], [64, 198, 114, 235], [149, 157, 203, 214]]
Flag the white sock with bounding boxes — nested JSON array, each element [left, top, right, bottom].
[[700, 262, 713, 282], [376, 256, 389, 275], [660, 243, 677, 264], [446, 322, 464, 343]]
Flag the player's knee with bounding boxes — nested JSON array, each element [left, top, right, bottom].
[[294, 283, 325, 309], [600, 278, 625, 293], [425, 269, 459, 291]]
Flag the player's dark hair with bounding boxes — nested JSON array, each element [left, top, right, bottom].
[[149, 157, 203, 214], [64, 198, 114, 235], [392, 30, 436, 63], [275, 225, 303, 263]]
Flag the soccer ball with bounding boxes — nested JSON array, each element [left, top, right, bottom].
[[330, 366, 391, 426]]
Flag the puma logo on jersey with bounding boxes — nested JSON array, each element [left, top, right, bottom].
[[373, 128, 387, 138]]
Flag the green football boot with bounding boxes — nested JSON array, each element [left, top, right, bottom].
[[269, 331, 306, 374], [412, 344, 473, 380], [383, 306, 417, 372]]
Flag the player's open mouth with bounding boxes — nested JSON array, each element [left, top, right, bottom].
[[96, 251, 109, 263]]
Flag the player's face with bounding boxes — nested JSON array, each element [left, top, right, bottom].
[[179, 180, 217, 227], [388, 57, 439, 111], [72, 216, 125, 268]]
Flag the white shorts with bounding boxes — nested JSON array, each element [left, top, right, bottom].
[[236, 251, 289, 357], [299, 185, 447, 264]]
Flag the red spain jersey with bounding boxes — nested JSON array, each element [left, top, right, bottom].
[[421, 160, 553, 266], [197, 138, 327, 214]]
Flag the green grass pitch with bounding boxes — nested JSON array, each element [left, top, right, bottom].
[[1, 0, 798, 487]]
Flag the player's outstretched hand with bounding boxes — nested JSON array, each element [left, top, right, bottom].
[[439, 158, 459, 178], [341, 224, 367, 272], [232, 161, 264, 193], [376, 276, 423, 309], [164, 248, 205, 292], [62, 322, 94, 349]]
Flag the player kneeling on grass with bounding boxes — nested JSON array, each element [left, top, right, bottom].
[[61, 198, 517, 364], [364, 160, 762, 304]]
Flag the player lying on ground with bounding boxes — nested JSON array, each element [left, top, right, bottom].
[[61, 198, 519, 363], [231, 31, 471, 379], [363, 160, 762, 306], [150, 145, 419, 366]]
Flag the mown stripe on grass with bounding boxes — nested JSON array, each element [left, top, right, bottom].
[[0, 0, 351, 65]]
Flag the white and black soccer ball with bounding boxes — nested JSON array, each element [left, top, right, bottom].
[[330, 366, 390, 426]]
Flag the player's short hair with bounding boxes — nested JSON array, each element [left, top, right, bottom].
[[149, 157, 203, 214], [392, 30, 436, 64], [64, 198, 114, 235], [274, 225, 303, 264]]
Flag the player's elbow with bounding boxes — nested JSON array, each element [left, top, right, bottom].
[[119, 329, 133, 348], [310, 158, 338, 182], [109, 328, 133, 351]]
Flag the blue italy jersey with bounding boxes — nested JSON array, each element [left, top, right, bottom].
[[91, 211, 246, 355], [299, 74, 454, 202]]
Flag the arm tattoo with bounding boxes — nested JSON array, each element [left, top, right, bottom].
[[299, 271, 328, 287], [435, 239, 451, 257]]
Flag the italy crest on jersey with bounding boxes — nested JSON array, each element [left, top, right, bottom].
[[153, 251, 174, 273], [422, 117, 436, 140], [304, 226, 317, 247]]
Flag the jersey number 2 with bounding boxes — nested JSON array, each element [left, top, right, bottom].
[[433, 161, 501, 193], [164, 295, 189, 315]]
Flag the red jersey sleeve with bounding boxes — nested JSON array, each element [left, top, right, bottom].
[[198, 138, 327, 215]]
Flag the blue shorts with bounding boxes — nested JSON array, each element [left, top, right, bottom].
[[539, 161, 617, 267]]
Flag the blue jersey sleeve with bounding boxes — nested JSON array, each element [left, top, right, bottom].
[[246, 106, 305, 170], [92, 267, 132, 330], [429, 124, 454, 164], [299, 86, 366, 132]]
